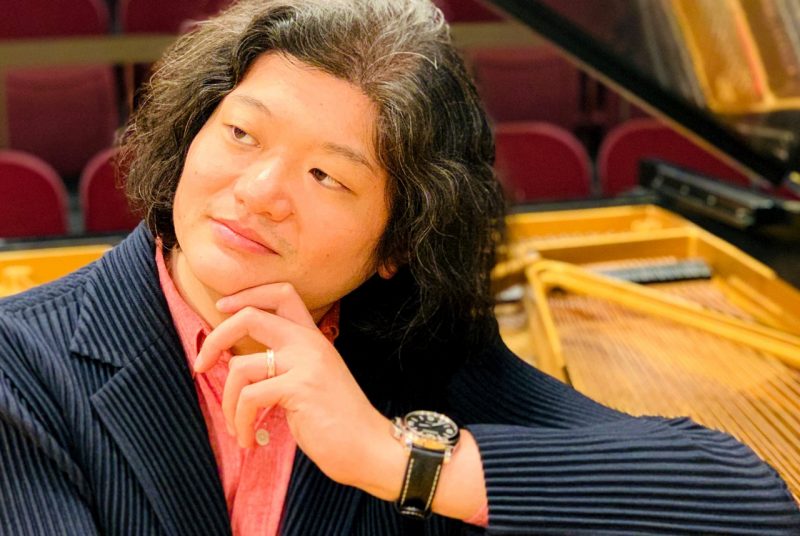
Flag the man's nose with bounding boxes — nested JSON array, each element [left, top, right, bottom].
[[233, 159, 293, 221]]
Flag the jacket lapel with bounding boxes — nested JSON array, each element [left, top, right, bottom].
[[70, 224, 385, 536], [91, 336, 232, 536], [71, 225, 231, 536]]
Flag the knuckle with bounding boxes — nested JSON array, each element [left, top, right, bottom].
[[239, 385, 258, 406], [238, 306, 260, 323], [228, 356, 244, 373], [278, 282, 295, 298]]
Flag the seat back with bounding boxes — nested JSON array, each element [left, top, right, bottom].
[[467, 46, 581, 128], [119, 0, 232, 108], [494, 122, 592, 202], [0, 0, 117, 179], [432, 0, 503, 22], [79, 148, 140, 233], [598, 118, 752, 196], [0, 150, 68, 238], [0, 0, 108, 37], [120, 0, 230, 32]]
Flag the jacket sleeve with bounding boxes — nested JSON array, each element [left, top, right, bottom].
[[448, 341, 800, 535], [0, 354, 99, 534]]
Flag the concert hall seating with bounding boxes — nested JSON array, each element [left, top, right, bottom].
[[432, 0, 504, 22], [119, 0, 233, 107], [597, 118, 752, 196], [466, 46, 581, 130], [79, 148, 139, 233], [0, 0, 118, 180], [0, 151, 68, 238], [119, 0, 231, 33], [494, 122, 593, 202]]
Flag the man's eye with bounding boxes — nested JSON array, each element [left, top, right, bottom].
[[229, 125, 258, 146], [310, 168, 347, 190]]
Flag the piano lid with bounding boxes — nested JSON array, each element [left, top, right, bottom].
[[482, 0, 800, 191]]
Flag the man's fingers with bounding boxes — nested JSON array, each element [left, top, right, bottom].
[[234, 376, 289, 448], [195, 308, 304, 372], [222, 353, 281, 433], [216, 283, 316, 329]]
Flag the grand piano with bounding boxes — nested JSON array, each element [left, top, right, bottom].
[[480, 0, 800, 502]]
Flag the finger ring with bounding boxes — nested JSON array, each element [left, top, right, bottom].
[[265, 348, 276, 379]]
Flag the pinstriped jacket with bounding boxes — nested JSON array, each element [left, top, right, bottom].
[[0, 224, 798, 535]]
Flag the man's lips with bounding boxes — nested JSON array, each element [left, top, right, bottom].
[[211, 218, 278, 254]]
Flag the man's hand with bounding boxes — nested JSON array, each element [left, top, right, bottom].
[[194, 282, 487, 520], [193, 283, 405, 496]]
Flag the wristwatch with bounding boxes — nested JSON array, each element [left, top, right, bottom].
[[391, 410, 460, 519]]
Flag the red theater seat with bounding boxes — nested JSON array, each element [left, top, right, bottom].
[[119, 0, 233, 107], [598, 118, 752, 196], [79, 148, 140, 233], [0, 151, 68, 238], [467, 46, 581, 129], [0, 0, 108, 37], [119, 0, 231, 33], [0, 0, 118, 179], [432, 0, 504, 22], [494, 122, 592, 202]]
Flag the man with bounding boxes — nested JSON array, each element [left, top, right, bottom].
[[1, 0, 798, 534]]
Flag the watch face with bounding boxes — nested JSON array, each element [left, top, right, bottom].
[[405, 410, 459, 443]]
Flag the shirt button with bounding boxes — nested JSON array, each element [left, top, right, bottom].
[[255, 428, 270, 446]]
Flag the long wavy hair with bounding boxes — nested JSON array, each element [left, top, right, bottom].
[[121, 0, 505, 357]]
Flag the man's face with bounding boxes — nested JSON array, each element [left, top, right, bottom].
[[172, 53, 390, 319]]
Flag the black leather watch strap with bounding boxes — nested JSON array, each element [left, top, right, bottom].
[[395, 445, 446, 519]]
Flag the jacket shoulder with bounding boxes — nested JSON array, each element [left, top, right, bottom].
[[0, 261, 93, 313]]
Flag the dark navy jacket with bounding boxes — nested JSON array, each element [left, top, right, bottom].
[[0, 225, 798, 535]]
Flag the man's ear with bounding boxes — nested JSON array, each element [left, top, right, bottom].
[[377, 261, 398, 279]]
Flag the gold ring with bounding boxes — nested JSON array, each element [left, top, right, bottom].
[[265, 348, 276, 379]]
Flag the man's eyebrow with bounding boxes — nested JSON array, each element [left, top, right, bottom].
[[229, 94, 375, 174], [228, 94, 272, 116], [323, 142, 376, 174]]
